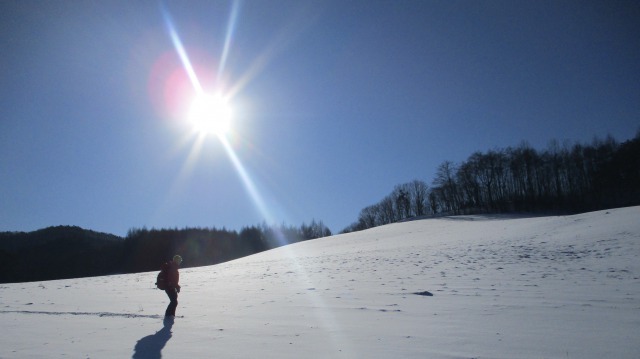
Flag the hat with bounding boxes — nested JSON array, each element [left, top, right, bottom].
[[173, 255, 183, 265]]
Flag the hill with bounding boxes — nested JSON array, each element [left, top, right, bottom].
[[0, 223, 330, 283], [0, 226, 123, 283], [1, 207, 638, 358]]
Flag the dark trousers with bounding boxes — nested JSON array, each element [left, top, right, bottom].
[[165, 288, 178, 317]]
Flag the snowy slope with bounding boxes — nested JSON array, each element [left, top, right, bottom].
[[1, 207, 639, 358]]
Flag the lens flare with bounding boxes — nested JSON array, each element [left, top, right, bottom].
[[161, 5, 202, 95], [157, 4, 347, 352]]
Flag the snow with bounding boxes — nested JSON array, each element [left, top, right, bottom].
[[1, 207, 639, 358]]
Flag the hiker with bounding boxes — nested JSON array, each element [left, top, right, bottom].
[[162, 255, 182, 317]]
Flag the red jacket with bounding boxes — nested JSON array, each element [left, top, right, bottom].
[[162, 261, 180, 290]]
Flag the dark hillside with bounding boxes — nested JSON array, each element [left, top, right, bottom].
[[0, 226, 123, 283], [0, 221, 331, 283]]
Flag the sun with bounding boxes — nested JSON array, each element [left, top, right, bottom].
[[188, 93, 232, 136]]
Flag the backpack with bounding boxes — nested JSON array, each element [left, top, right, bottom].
[[155, 265, 168, 290]]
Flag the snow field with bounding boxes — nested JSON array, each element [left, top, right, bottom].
[[1, 207, 638, 358]]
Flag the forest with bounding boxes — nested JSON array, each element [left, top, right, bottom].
[[342, 133, 640, 232], [0, 221, 331, 283]]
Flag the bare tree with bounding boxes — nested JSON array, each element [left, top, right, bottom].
[[392, 184, 412, 220], [432, 161, 461, 214], [378, 195, 396, 224], [358, 204, 379, 229], [408, 179, 429, 216]]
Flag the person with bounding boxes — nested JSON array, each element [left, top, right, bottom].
[[162, 255, 182, 318]]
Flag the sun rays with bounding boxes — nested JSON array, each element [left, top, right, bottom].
[[156, 4, 342, 346], [157, 1, 294, 250]]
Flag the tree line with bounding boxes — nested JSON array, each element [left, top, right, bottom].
[[2, 132, 638, 282], [343, 133, 640, 233], [122, 220, 331, 274], [0, 220, 331, 283]]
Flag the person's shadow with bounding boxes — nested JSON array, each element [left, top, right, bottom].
[[132, 317, 174, 359]]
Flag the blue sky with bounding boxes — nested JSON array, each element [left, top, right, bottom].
[[1, 1, 638, 236]]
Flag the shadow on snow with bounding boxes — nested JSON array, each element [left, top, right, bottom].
[[132, 316, 174, 359]]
